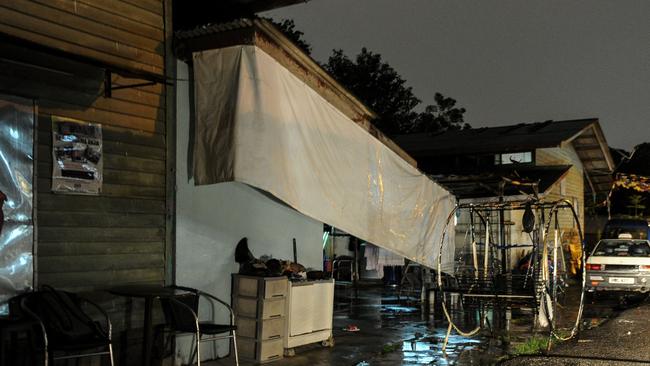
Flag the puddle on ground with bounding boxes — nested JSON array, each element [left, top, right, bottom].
[[331, 285, 627, 365], [381, 305, 420, 314], [399, 331, 485, 365]]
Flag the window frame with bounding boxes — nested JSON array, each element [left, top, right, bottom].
[[494, 151, 535, 166]]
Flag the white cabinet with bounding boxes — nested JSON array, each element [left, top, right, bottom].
[[232, 275, 288, 364], [284, 279, 334, 351]]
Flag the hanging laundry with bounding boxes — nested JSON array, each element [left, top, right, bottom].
[[365, 244, 404, 278], [364, 244, 380, 276]]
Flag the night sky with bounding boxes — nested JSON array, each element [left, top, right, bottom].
[[264, 0, 650, 150]]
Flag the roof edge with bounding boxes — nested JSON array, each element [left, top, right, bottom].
[[253, 18, 377, 119], [591, 122, 616, 171], [566, 119, 615, 172]]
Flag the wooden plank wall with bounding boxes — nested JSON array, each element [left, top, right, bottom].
[[0, 0, 164, 76], [0, 1, 170, 363], [536, 146, 585, 232], [0, 1, 174, 363], [0, 0, 168, 320]]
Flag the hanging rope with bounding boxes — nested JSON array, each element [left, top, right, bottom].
[[437, 205, 484, 349], [470, 209, 479, 281], [538, 200, 587, 342]]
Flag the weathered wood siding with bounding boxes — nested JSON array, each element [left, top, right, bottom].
[[536, 145, 585, 232], [0, 0, 164, 76], [0, 0, 168, 292], [0, 3, 169, 363]]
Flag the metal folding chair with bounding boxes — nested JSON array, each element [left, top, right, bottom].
[[19, 285, 114, 366], [160, 285, 238, 366]]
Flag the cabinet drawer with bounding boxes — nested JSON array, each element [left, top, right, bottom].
[[260, 298, 285, 319], [236, 316, 284, 340], [234, 297, 285, 319], [263, 278, 287, 299], [236, 277, 260, 298], [233, 275, 287, 299], [239, 337, 283, 363]]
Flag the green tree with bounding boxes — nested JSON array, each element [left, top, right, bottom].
[[325, 48, 468, 135], [325, 48, 421, 135], [411, 93, 469, 133], [268, 19, 468, 135], [267, 18, 312, 56]]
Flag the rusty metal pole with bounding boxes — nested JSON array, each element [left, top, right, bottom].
[[499, 182, 507, 274]]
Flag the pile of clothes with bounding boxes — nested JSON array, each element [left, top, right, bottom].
[[235, 237, 307, 279]]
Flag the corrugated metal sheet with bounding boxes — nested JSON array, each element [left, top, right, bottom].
[[395, 119, 597, 156], [432, 165, 571, 199], [396, 119, 615, 199], [175, 18, 254, 39]]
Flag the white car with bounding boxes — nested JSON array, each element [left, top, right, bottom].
[[586, 238, 650, 294]]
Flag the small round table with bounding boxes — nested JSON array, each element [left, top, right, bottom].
[[109, 285, 188, 366]]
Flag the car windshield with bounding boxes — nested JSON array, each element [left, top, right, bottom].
[[593, 240, 650, 257], [603, 224, 648, 240]]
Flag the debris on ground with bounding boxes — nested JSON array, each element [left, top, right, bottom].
[[343, 324, 360, 332]]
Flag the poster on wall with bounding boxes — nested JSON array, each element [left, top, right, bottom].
[[0, 94, 34, 315], [51, 116, 103, 195]]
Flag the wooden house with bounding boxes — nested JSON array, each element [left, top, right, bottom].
[[395, 119, 615, 266], [0, 0, 306, 364]]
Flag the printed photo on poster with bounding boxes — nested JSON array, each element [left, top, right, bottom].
[[52, 116, 102, 195]]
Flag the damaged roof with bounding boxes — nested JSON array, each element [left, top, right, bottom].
[[433, 165, 571, 199], [618, 143, 650, 177]]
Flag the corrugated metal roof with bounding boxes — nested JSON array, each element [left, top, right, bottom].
[[175, 18, 254, 40], [433, 165, 571, 199], [395, 118, 615, 200], [394, 119, 596, 157]]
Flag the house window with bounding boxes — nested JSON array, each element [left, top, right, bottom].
[[494, 151, 533, 165]]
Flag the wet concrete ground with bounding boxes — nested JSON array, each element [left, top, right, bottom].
[[208, 286, 515, 365], [206, 285, 640, 366], [276, 287, 499, 366], [502, 294, 650, 366]]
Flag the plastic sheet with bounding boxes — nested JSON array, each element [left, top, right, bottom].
[[192, 46, 456, 271], [0, 94, 34, 314]]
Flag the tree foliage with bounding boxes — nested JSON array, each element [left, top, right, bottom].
[[269, 19, 468, 135], [412, 93, 469, 134], [325, 48, 468, 135], [267, 18, 312, 56], [325, 48, 421, 135]]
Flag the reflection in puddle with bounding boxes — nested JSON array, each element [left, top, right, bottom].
[[399, 330, 485, 365], [381, 305, 419, 314], [332, 286, 617, 365]]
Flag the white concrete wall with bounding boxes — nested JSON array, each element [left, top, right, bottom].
[[175, 60, 323, 363]]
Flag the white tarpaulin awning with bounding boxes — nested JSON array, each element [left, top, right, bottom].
[[192, 45, 456, 271]]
